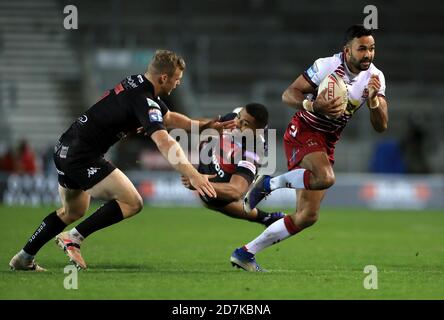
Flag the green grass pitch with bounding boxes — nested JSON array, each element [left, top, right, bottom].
[[0, 205, 443, 299]]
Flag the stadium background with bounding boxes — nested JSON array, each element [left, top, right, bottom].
[[1, 0, 443, 209], [0, 0, 443, 301]]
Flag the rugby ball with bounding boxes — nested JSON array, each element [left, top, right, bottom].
[[317, 72, 348, 118]]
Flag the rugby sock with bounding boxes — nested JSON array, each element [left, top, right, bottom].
[[23, 211, 66, 256], [18, 249, 35, 261], [74, 200, 123, 239], [69, 228, 84, 243], [269, 168, 311, 191], [245, 215, 301, 255]]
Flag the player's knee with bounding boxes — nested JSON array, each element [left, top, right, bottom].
[[314, 172, 335, 189], [61, 207, 86, 223], [127, 193, 144, 215], [322, 173, 335, 188]]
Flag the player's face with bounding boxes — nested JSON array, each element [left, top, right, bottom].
[[237, 108, 259, 132], [345, 36, 375, 72], [162, 68, 183, 95]]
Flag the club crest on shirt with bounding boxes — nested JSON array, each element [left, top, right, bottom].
[[362, 88, 369, 99]]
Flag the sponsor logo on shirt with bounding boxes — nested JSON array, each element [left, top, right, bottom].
[[306, 61, 319, 79], [211, 152, 225, 178], [148, 108, 163, 123], [59, 146, 69, 159], [306, 65, 315, 78], [87, 167, 100, 178], [125, 76, 138, 88], [77, 115, 88, 123]]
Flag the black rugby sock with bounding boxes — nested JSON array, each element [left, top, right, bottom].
[[75, 200, 124, 239], [23, 211, 66, 256]]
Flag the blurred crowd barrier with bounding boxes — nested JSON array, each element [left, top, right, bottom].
[[1, 171, 443, 210]]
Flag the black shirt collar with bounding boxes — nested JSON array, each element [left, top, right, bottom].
[[142, 74, 156, 97]]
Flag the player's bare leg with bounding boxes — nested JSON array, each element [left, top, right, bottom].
[[57, 169, 143, 269], [242, 188, 325, 254], [233, 153, 329, 271], [54, 187, 90, 269], [87, 168, 143, 218], [285, 151, 330, 228], [9, 187, 89, 271], [299, 151, 335, 190], [231, 188, 325, 271], [57, 186, 91, 224], [291, 189, 326, 228], [206, 201, 285, 227], [244, 151, 334, 212]]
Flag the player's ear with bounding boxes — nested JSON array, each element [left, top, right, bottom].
[[159, 74, 168, 84], [344, 44, 352, 57]]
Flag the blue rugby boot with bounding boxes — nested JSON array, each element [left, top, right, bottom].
[[243, 175, 271, 213], [230, 247, 265, 272]]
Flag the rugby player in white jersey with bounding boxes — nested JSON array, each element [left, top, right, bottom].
[[231, 25, 388, 271]]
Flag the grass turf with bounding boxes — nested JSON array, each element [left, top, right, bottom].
[[0, 205, 443, 300]]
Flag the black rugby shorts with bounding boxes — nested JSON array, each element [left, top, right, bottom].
[[53, 126, 116, 190]]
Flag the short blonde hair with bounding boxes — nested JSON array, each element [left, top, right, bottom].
[[147, 50, 186, 77]]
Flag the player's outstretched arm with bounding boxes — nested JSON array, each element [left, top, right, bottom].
[[182, 174, 249, 202], [367, 74, 388, 132], [163, 111, 237, 133], [151, 130, 217, 198]]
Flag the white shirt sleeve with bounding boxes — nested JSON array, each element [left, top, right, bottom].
[[303, 56, 339, 87]]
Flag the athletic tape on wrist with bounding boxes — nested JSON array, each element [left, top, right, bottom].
[[303, 99, 314, 112], [369, 98, 380, 109]]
